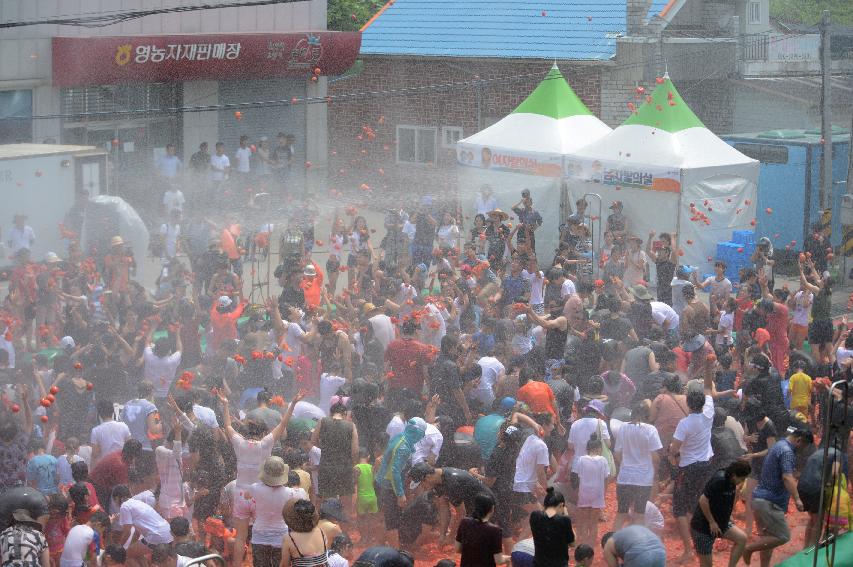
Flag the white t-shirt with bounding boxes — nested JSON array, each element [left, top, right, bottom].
[[645, 501, 665, 532], [142, 347, 182, 399], [716, 311, 734, 346], [162, 189, 186, 213], [437, 224, 460, 249], [369, 314, 395, 350], [231, 432, 275, 490], [421, 303, 447, 349], [319, 374, 347, 415], [235, 147, 252, 173], [159, 223, 181, 258], [614, 422, 662, 487], [412, 423, 444, 465], [59, 524, 95, 567], [132, 489, 157, 508], [155, 441, 184, 517], [568, 417, 610, 473], [650, 301, 680, 330], [673, 395, 714, 467], [91, 420, 132, 460], [837, 347, 853, 368], [234, 483, 308, 545], [560, 278, 577, 299], [576, 454, 609, 508], [475, 195, 498, 217], [473, 356, 505, 407], [271, 324, 305, 381], [292, 401, 326, 421], [522, 270, 545, 305], [792, 291, 813, 326], [670, 278, 691, 316], [513, 435, 549, 493], [7, 225, 35, 254], [209, 153, 230, 181], [118, 498, 173, 544]]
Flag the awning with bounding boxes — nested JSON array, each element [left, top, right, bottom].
[[52, 32, 361, 87]]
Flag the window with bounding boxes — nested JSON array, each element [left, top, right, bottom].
[[748, 1, 761, 24], [396, 125, 437, 164], [441, 126, 463, 149], [0, 90, 33, 143], [733, 143, 788, 164]]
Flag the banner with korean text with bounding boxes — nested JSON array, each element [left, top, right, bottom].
[[563, 157, 681, 193], [52, 32, 361, 87]]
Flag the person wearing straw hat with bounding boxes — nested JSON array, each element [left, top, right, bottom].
[[6, 213, 35, 257], [104, 235, 135, 297], [485, 209, 510, 270], [233, 456, 308, 567]]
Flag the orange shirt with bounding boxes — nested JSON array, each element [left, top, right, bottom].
[[300, 262, 325, 309], [209, 300, 246, 352], [517, 380, 557, 420]]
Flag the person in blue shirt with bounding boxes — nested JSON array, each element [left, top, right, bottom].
[[743, 426, 814, 566], [26, 438, 58, 495], [376, 418, 426, 550]]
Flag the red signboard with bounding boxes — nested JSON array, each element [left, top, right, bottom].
[[52, 32, 361, 87]]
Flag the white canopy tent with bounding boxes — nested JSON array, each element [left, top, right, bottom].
[[457, 64, 611, 262], [564, 75, 759, 279]]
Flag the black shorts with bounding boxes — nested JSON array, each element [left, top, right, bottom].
[[809, 319, 834, 345], [616, 484, 652, 514], [379, 486, 403, 530], [673, 461, 712, 517], [326, 257, 340, 274], [799, 488, 823, 514], [691, 523, 732, 555]]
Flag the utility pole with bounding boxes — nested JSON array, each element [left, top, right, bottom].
[[820, 9, 832, 211]]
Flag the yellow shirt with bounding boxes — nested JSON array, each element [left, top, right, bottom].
[[789, 371, 812, 408]]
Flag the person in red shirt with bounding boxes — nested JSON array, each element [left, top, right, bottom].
[[300, 261, 324, 311], [384, 319, 435, 401], [516, 368, 564, 435], [208, 296, 247, 353], [89, 438, 142, 507], [757, 288, 790, 375]]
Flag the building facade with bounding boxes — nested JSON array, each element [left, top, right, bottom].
[[0, 0, 360, 200]]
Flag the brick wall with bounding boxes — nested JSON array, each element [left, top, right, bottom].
[[326, 57, 600, 205]]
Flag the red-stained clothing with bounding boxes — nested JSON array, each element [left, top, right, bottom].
[[734, 297, 753, 332], [384, 338, 436, 391], [103, 254, 133, 293], [301, 262, 324, 310], [766, 302, 790, 372], [208, 300, 247, 352], [88, 451, 128, 497], [44, 514, 70, 560], [517, 380, 557, 420]]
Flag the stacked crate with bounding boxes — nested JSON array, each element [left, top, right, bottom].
[[715, 230, 755, 283]]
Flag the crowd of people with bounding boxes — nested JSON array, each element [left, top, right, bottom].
[[0, 176, 850, 567]]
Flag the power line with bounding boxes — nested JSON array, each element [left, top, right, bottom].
[[0, 0, 297, 29]]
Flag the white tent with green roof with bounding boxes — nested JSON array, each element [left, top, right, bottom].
[[456, 64, 611, 262], [564, 74, 759, 275]]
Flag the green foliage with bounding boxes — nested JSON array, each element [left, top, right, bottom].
[[328, 0, 386, 31], [770, 0, 853, 26]]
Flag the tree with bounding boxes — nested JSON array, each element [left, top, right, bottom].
[[770, 0, 853, 26], [328, 0, 386, 31]]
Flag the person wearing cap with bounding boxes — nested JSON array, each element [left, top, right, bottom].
[[0, 489, 50, 567], [743, 426, 814, 566], [6, 213, 35, 257], [408, 462, 493, 546], [207, 294, 247, 354], [376, 418, 427, 549], [606, 201, 628, 244], [233, 455, 308, 567], [668, 354, 716, 563], [300, 259, 324, 311]]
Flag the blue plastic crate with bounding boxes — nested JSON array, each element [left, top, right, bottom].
[[732, 230, 756, 246]]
